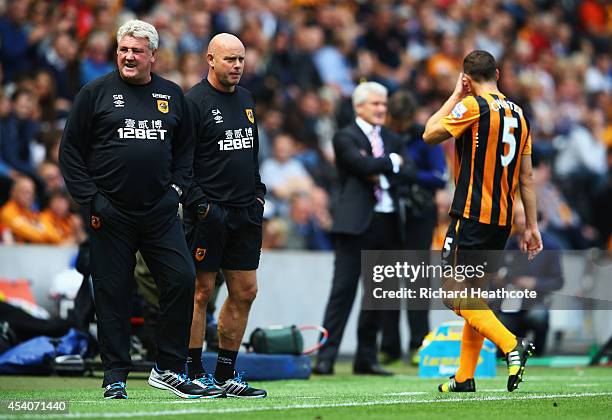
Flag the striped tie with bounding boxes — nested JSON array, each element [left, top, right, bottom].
[[369, 127, 384, 201]]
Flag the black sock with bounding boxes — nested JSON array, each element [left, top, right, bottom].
[[187, 348, 204, 379], [214, 348, 237, 382]]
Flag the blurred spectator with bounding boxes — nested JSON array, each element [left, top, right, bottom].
[[578, 0, 609, 52], [0, 90, 40, 179], [284, 191, 332, 251], [0, 88, 16, 202], [554, 113, 607, 181], [40, 189, 84, 245], [152, 48, 182, 87], [284, 90, 338, 192], [257, 108, 284, 162], [591, 147, 612, 249], [80, 31, 114, 86], [314, 87, 340, 164], [268, 25, 323, 94], [584, 53, 611, 95], [42, 129, 63, 165], [554, 109, 607, 223], [0, 176, 55, 244], [313, 30, 356, 97], [179, 52, 205, 91], [0, 1, 32, 82], [37, 161, 65, 193], [534, 155, 597, 249], [178, 11, 211, 55], [39, 31, 80, 100], [284, 90, 321, 149], [37, 161, 65, 208], [310, 185, 333, 234], [240, 48, 274, 106], [34, 69, 68, 129], [494, 201, 564, 356], [426, 32, 461, 81], [260, 132, 314, 214], [359, 6, 409, 90], [0, 160, 17, 206], [262, 217, 288, 250]]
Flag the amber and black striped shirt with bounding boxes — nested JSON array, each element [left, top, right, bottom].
[[441, 92, 532, 226]]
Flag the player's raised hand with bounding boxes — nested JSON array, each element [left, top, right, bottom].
[[452, 73, 471, 100], [520, 227, 543, 261]]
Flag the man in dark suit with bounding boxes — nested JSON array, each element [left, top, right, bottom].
[[314, 82, 414, 375]]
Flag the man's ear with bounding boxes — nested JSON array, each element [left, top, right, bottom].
[[495, 68, 500, 81], [464, 74, 474, 95], [206, 53, 214, 68], [150, 49, 156, 64]]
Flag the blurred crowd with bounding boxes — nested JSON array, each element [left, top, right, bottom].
[[0, 0, 610, 250]]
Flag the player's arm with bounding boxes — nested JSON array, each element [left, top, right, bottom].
[[424, 73, 471, 145], [169, 93, 195, 202], [183, 95, 207, 208], [58, 88, 98, 205], [251, 104, 267, 205], [518, 154, 543, 260]]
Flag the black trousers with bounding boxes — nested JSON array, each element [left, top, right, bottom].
[[89, 191, 195, 386], [381, 212, 435, 356], [318, 212, 401, 365]]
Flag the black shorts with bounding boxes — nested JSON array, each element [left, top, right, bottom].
[[184, 200, 263, 272], [441, 217, 511, 273]]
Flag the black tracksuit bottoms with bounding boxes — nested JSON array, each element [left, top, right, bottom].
[[89, 191, 195, 386]]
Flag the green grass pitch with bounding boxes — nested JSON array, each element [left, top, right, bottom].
[[1, 364, 611, 419]]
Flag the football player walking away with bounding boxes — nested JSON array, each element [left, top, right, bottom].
[[424, 50, 542, 393]]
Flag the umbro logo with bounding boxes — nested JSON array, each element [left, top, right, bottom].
[[113, 94, 124, 108], [212, 108, 223, 124]]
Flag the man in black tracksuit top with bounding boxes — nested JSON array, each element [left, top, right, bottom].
[[183, 33, 267, 398], [59, 20, 218, 400]]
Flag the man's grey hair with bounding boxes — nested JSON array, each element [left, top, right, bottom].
[[352, 81, 388, 108], [116, 19, 159, 51]]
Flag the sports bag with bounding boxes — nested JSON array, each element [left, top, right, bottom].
[[248, 325, 328, 355]]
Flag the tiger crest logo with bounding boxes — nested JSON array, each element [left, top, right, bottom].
[[245, 108, 254, 124], [195, 248, 206, 262], [157, 100, 169, 113], [91, 215, 101, 230]]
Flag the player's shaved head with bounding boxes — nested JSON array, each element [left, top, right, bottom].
[[206, 33, 245, 93], [207, 33, 244, 56]]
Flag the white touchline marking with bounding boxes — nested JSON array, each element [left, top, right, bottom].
[[567, 384, 597, 387], [2, 392, 611, 419], [395, 376, 612, 382], [385, 392, 428, 396], [507, 376, 611, 381]]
